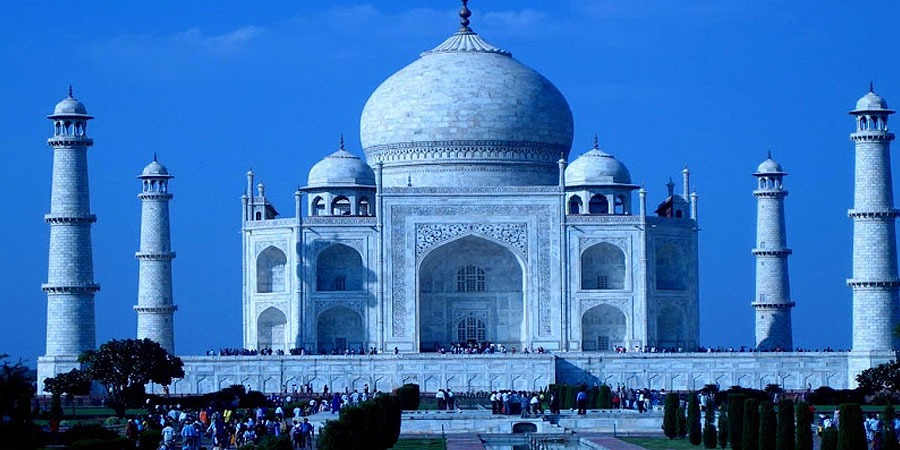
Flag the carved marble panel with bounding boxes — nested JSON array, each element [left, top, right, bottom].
[[416, 223, 527, 259]]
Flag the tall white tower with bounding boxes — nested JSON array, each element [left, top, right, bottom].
[[752, 153, 794, 350], [38, 88, 99, 387], [135, 156, 177, 353], [849, 85, 899, 356]]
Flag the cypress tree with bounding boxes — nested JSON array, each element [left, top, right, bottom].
[[821, 427, 838, 450], [776, 399, 795, 450], [837, 404, 866, 450], [759, 402, 777, 450], [729, 394, 747, 450], [689, 392, 703, 445], [678, 405, 689, 438], [703, 403, 718, 448], [883, 405, 898, 450], [794, 401, 813, 450], [599, 384, 613, 409], [742, 398, 760, 450], [664, 393, 680, 439], [718, 404, 729, 449]]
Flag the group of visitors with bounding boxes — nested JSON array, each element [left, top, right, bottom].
[[489, 391, 546, 417], [432, 342, 549, 355], [815, 411, 900, 450], [434, 389, 456, 410]]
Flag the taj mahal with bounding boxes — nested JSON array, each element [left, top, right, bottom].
[[37, 3, 900, 394]]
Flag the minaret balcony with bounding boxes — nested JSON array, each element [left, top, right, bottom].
[[752, 248, 792, 256], [47, 136, 93, 147], [846, 278, 900, 288], [138, 192, 173, 200], [751, 301, 795, 309], [847, 209, 899, 219], [44, 214, 96, 224], [850, 131, 895, 142], [135, 251, 176, 261], [41, 283, 100, 294], [133, 305, 178, 313], [752, 190, 788, 198]]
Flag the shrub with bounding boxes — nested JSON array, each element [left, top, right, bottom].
[[794, 401, 813, 450], [759, 401, 776, 450], [137, 429, 161, 450], [821, 427, 838, 450], [664, 393, 680, 438], [677, 406, 688, 438], [741, 398, 760, 450], [728, 394, 746, 450], [61, 424, 119, 445], [837, 404, 866, 450], [70, 438, 133, 450], [883, 405, 898, 450], [717, 405, 728, 448], [776, 399, 795, 450], [688, 393, 702, 445], [588, 385, 600, 409], [256, 434, 292, 450], [704, 422, 718, 448], [395, 384, 420, 411], [317, 394, 402, 450], [599, 384, 613, 409]]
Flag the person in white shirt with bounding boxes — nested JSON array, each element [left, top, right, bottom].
[[161, 424, 176, 447]]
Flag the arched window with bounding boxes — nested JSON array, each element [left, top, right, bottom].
[[581, 243, 626, 290], [256, 246, 287, 293], [257, 307, 287, 352], [456, 315, 486, 342], [316, 244, 363, 291], [358, 197, 370, 216], [589, 195, 609, 214], [331, 196, 351, 216], [614, 195, 625, 214], [312, 197, 325, 216], [568, 195, 582, 215], [255, 211, 262, 220], [656, 243, 687, 290], [582, 304, 626, 351], [456, 265, 486, 292]]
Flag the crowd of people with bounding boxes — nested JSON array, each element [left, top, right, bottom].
[[431, 342, 548, 355]]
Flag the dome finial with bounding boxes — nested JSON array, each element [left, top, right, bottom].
[[153, 152, 158, 162], [767, 149, 772, 159], [459, 0, 472, 32], [339, 133, 345, 151], [68, 85, 73, 98], [870, 81, 875, 93], [592, 133, 599, 149]]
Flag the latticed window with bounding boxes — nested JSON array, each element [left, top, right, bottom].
[[456, 265, 486, 292], [597, 275, 609, 290], [457, 316, 486, 342], [597, 336, 610, 351], [334, 275, 347, 291]]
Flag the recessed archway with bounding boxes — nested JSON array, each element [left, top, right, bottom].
[[257, 307, 287, 352], [317, 306, 364, 354], [418, 235, 524, 352], [581, 304, 626, 351], [581, 243, 626, 290], [316, 244, 363, 291]]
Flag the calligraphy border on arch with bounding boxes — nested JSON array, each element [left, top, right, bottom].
[[415, 223, 528, 260]]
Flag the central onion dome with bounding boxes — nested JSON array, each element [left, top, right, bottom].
[[360, 2, 574, 187]]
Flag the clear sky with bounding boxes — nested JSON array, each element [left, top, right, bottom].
[[2, 1, 899, 366]]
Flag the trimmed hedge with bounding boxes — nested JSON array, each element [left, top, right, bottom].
[[395, 384, 420, 411], [318, 394, 402, 450], [664, 393, 680, 438], [741, 398, 760, 450], [728, 394, 746, 450], [677, 405, 688, 438], [821, 427, 838, 450], [717, 404, 728, 448], [776, 399, 794, 450], [795, 401, 813, 450], [759, 402, 776, 450], [837, 404, 866, 450], [599, 384, 613, 409], [688, 393, 702, 445]]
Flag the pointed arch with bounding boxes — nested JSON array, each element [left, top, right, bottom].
[[257, 246, 287, 293], [581, 242, 626, 290], [257, 307, 287, 351], [316, 244, 364, 291]]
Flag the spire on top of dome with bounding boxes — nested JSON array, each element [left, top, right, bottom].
[[339, 133, 345, 151], [592, 133, 599, 150], [68, 85, 74, 98], [422, 0, 511, 56]]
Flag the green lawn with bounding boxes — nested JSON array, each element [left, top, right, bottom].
[[620, 437, 700, 450], [392, 438, 447, 449]]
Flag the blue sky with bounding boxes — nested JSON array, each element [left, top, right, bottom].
[[2, 1, 899, 365]]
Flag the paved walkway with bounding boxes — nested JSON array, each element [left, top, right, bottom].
[[581, 437, 648, 450], [445, 433, 486, 450]]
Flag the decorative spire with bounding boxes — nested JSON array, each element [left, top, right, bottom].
[[592, 133, 599, 149], [153, 152, 158, 162], [870, 81, 875, 93], [767, 150, 772, 159], [339, 133, 345, 151], [459, 0, 471, 32], [68, 85, 73, 98]]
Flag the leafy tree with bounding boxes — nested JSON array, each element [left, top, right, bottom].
[[821, 427, 838, 450], [741, 398, 760, 450], [776, 399, 795, 450], [856, 360, 900, 394], [395, 384, 420, 410], [759, 401, 777, 450], [703, 400, 718, 448], [794, 401, 813, 450], [678, 406, 689, 438], [688, 392, 703, 445], [883, 405, 898, 450], [837, 404, 866, 450], [729, 393, 747, 450], [717, 404, 729, 448], [664, 393, 680, 438], [45, 368, 91, 417], [79, 338, 184, 417], [599, 384, 613, 409]]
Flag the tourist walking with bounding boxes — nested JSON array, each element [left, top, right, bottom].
[[576, 390, 588, 415]]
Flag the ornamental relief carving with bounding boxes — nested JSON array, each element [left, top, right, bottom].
[[315, 299, 365, 318], [579, 298, 631, 316], [254, 301, 289, 317], [254, 240, 288, 257], [416, 223, 527, 260], [311, 238, 365, 257], [391, 205, 554, 337], [578, 236, 629, 253]]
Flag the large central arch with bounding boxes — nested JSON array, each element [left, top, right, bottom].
[[257, 307, 287, 352], [418, 235, 525, 352]]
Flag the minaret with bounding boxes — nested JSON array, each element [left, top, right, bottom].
[[849, 85, 899, 355], [135, 155, 177, 353], [752, 153, 794, 350], [42, 87, 99, 357]]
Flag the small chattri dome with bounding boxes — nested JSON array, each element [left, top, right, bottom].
[[307, 145, 376, 189], [139, 155, 172, 178], [852, 84, 893, 113], [49, 87, 91, 118], [566, 142, 632, 186], [756, 158, 783, 174]]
